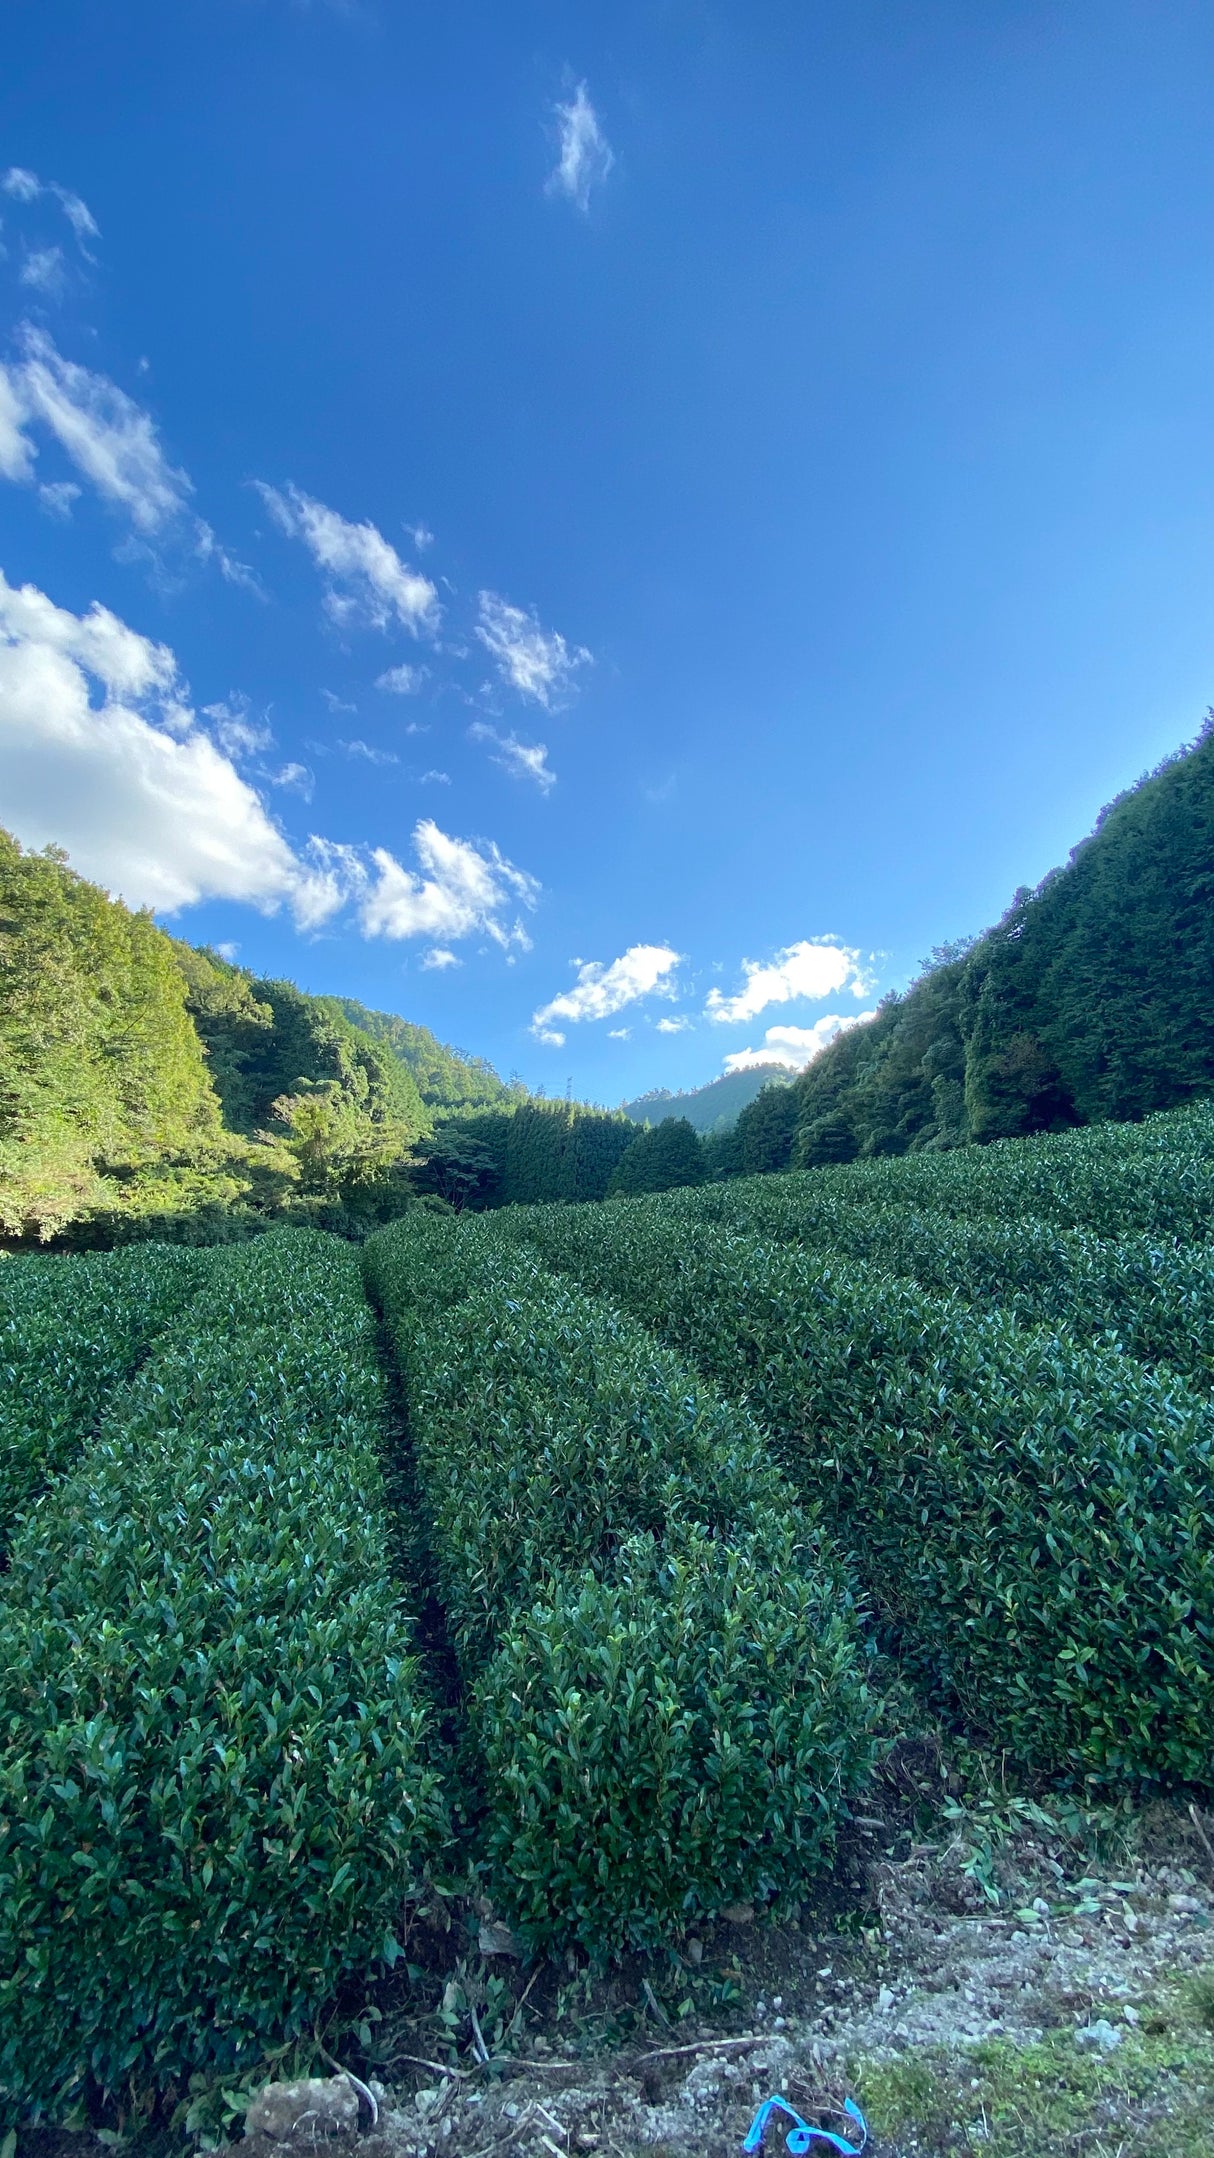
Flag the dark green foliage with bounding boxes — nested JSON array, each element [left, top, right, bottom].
[[963, 724, 1214, 1133], [609, 1115, 706, 1195], [0, 1230, 449, 2114], [490, 1180, 1214, 1791], [0, 832, 225, 1240], [621, 1064, 789, 1136], [427, 1099, 636, 1208], [730, 1080, 800, 1175], [364, 1214, 878, 1953], [663, 1162, 1214, 1390], [785, 723, 1214, 1163], [0, 1243, 205, 1539]]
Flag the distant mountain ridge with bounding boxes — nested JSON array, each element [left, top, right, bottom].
[[622, 1063, 790, 1135]]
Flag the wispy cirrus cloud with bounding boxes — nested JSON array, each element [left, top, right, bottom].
[[2, 326, 190, 530], [546, 83, 614, 212], [723, 1015, 878, 1074], [531, 944, 682, 1046], [476, 589, 590, 708], [705, 938, 873, 1025], [257, 482, 440, 636], [376, 661, 426, 695], [469, 720, 556, 792], [2, 166, 99, 246]]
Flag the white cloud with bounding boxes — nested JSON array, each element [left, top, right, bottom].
[[607, 1027, 631, 1040], [194, 520, 263, 595], [420, 768, 450, 784], [321, 687, 357, 713], [5, 326, 190, 530], [257, 483, 440, 636], [0, 571, 345, 926], [536, 1028, 565, 1048], [2, 168, 41, 205], [51, 187, 99, 244], [705, 938, 873, 1025], [338, 737, 399, 766], [20, 246, 66, 296], [532, 944, 681, 1038], [0, 370, 34, 482], [38, 479, 81, 519], [723, 1014, 878, 1074], [546, 83, 614, 212], [476, 590, 590, 708], [469, 720, 556, 792], [215, 940, 240, 963], [406, 522, 434, 552], [272, 761, 314, 800], [2, 168, 98, 242], [421, 946, 459, 971], [201, 697, 274, 761], [376, 662, 426, 695], [360, 819, 539, 951], [655, 1015, 691, 1034]]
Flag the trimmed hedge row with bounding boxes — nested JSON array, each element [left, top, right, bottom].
[[0, 1243, 206, 1537], [784, 1097, 1214, 1242], [0, 1228, 449, 2117], [664, 1177, 1214, 1388], [363, 1212, 879, 1954], [487, 1200, 1214, 1792]]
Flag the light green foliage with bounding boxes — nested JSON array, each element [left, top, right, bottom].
[[488, 1180, 1214, 1790], [0, 1242, 206, 1535], [0, 1230, 448, 2114], [0, 831, 225, 1240], [364, 1213, 879, 1954]]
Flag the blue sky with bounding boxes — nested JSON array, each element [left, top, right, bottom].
[[0, 0, 1210, 1104]]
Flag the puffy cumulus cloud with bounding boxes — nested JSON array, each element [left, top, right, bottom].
[[706, 938, 872, 1025], [0, 570, 345, 926], [723, 1014, 877, 1075], [476, 590, 590, 709], [360, 820, 539, 952], [546, 83, 614, 211], [469, 720, 556, 792], [655, 1015, 691, 1034], [421, 947, 459, 971], [257, 483, 440, 636], [531, 944, 681, 1039]]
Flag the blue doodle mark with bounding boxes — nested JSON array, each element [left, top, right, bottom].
[[743, 2094, 868, 2156]]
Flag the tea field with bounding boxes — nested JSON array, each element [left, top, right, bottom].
[[2, 1103, 1213, 2122]]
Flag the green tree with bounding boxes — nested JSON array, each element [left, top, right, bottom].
[[608, 1117, 707, 1196]]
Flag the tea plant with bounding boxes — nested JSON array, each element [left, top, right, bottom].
[[0, 1242, 207, 1537], [0, 1228, 449, 2116], [364, 1213, 880, 1955], [487, 1200, 1214, 1791]]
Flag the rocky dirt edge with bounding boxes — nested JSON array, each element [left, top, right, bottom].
[[234, 1812, 1214, 2158]]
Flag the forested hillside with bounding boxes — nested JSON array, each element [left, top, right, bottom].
[[0, 831, 620, 1244], [716, 721, 1214, 1176], [621, 1063, 789, 1135]]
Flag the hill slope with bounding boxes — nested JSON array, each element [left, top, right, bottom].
[[779, 719, 1214, 1169], [622, 1063, 790, 1135]]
